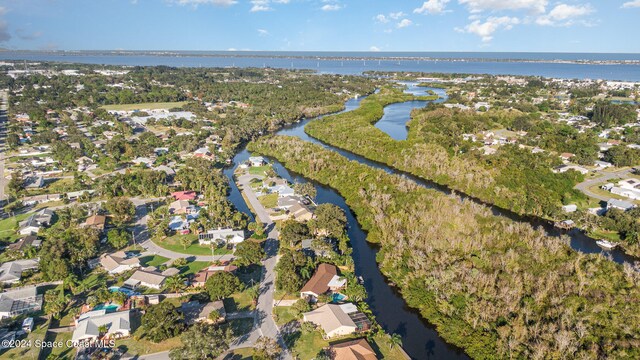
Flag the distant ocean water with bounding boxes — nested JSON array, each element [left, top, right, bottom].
[[2, 51, 640, 81]]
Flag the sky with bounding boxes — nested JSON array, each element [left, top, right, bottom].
[[0, 0, 639, 53]]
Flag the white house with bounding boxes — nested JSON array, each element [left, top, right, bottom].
[[0, 259, 39, 284], [303, 303, 363, 339], [99, 251, 141, 275], [249, 156, 266, 167], [72, 310, 131, 343], [611, 186, 640, 200], [198, 228, 245, 245], [607, 199, 636, 211], [0, 286, 43, 319]]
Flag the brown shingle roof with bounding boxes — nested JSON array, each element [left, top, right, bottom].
[[300, 263, 337, 296], [329, 338, 378, 360]]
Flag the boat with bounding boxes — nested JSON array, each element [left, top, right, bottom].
[[596, 240, 618, 250]]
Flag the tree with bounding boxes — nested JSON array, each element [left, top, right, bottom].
[[169, 323, 233, 360], [280, 220, 309, 247], [389, 333, 403, 349], [180, 236, 192, 250], [142, 302, 184, 343], [7, 172, 24, 198], [164, 275, 186, 294], [291, 299, 311, 317], [205, 272, 244, 300], [105, 197, 135, 226], [308, 204, 347, 238], [253, 336, 282, 360], [234, 241, 265, 266], [44, 288, 69, 319], [172, 258, 187, 268], [107, 228, 131, 249], [293, 182, 317, 200]]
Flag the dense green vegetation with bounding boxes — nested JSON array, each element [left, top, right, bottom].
[[249, 135, 640, 360], [305, 88, 585, 219]]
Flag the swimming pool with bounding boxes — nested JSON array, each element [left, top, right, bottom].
[[93, 304, 120, 312], [108, 286, 138, 297], [332, 293, 347, 302]]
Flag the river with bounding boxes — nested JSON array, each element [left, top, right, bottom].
[[2, 51, 640, 81], [222, 81, 637, 359]]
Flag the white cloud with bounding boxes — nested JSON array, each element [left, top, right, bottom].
[[0, 6, 6, 16], [536, 3, 593, 26], [459, 0, 547, 14], [251, 0, 271, 11], [397, 19, 413, 28], [622, 0, 640, 8], [375, 14, 389, 23], [272, 0, 290, 3], [321, 4, 342, 11], [389, 11, 406, 19], [257, 29, 269, 36], [171, 0, 238, 6], [370, 46, 381, 52], [458, 16, 520, 42], [414, 0, 450, 15]]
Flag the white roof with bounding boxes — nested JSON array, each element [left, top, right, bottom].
[[327, 275, 347, 289], [72, 310, 131, 342]]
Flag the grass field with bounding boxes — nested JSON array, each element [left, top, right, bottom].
[[249, 165, 271, 176], [224, 348, 254, 360], [140, 255, 170, 267], [0, 213, 30, 244], [285, 328, 328, 360], [273, 306, 298, 325], [101, 101, 188, 111], [371, 333, 410, 360], [48, 331, 74, 359], [156, 234, 232, 256], [179, 260, 210, 275], [1, 317, 49, 359], [258, 193, 278, 209]]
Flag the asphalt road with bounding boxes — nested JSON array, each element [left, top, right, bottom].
[[574, 168, 633, 202]]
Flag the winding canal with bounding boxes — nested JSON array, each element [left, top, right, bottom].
[[223, 82, 636, 360]]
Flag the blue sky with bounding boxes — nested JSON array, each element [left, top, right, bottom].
[[0, 0, 639, 52]]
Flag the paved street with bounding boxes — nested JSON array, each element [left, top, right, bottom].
[[574, 168, 633, 202], [130, 197, 236, 262]]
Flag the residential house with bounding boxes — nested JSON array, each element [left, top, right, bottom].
[[300, 263, 346, 302], [123, 267, 171, 290], [249, 156, 266, 167], [192, 262, 238, 287], [172, 191, 197, 201], [198, 228, 245, 245], [21, 193, 62, 206], [193, 147, 214, 160], [303, 303, 371, 339], [180, 300, 226, 324], [560, 153, 575, 161], [553, 165, 589, 175], [100, 251, 141, 274], [18, 209, 54, 235], [169, 216, 189, 233], [611, 187, 640, 200], [594, 160, 613, 169], [607, 199, 636, 212], [270, 184, 295, 198], [72, 310, 131, 343], [289, 202, 314, 222], [0, 259, 39, 284], [7, 235, 41, 253], [23, 176, 44, 189], [328, 338, 378, 360], [561, 204, 578, 213], [81, 215, 107, 231], [169, 200, 194, 215], [0, 286, 43, 319]]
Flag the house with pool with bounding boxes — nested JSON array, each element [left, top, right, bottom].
[[300, 263, 346, 302]]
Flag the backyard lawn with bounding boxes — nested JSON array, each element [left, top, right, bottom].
[[101, 101, 188, 111], [223, 348, 254, 360], [156, 234, 232, 256], [116, 312, 182, 356]]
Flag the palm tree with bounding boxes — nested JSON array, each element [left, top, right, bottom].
[[98, 325, 108, 338], [180, 236, 192, 250], [247, 285, 260, 305], [389, 333, 402, 349], [164, 275, 185, 294]]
